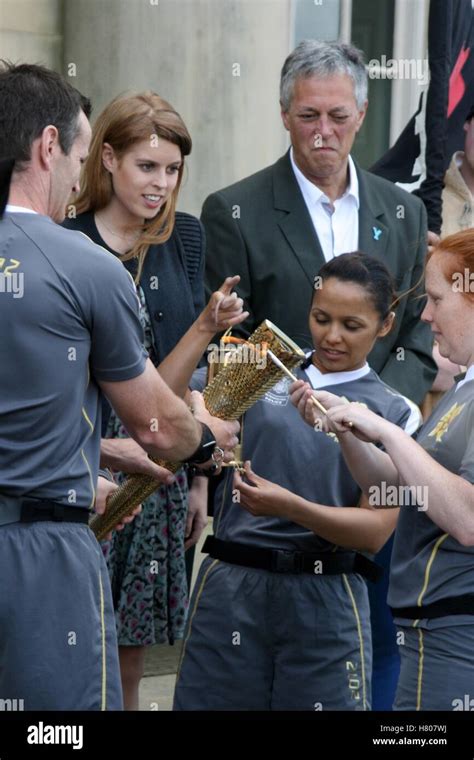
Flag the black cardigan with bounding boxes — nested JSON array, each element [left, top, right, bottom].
[[63, 211, 205, 362], [62, 211, 206, 434]]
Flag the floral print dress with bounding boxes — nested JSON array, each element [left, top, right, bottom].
[[103, 286, 189, 645]]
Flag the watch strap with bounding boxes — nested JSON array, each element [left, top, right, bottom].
[[183, 423, 217, 465]]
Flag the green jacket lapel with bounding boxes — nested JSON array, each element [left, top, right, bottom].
[[357, 166, 390, 259]]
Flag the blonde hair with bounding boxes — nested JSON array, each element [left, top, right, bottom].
[[75, 91, 192, 282]]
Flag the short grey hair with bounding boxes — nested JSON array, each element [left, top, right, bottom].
[[280, 40, 368, 111]]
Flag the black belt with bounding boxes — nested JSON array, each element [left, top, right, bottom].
[[203, 536, 382, 583], [0, 499, 90, 526], [391, 594, 474, 620], [22, 500, 90, 524]]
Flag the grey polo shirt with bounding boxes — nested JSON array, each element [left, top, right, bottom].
[[191, 361, 420, 552], [0, 211, 147, 508], [389, 372, 474, 627]]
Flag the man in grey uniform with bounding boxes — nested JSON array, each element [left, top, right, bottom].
[[0, 62, 238, 710]]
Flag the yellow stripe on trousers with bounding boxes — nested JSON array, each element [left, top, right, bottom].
[[342, 573, 368, 710], [176, 558, 220, 680], [99, 570, 107, 710], [416, 628, 424, 711]]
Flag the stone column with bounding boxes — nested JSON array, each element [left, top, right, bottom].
[[0, 0, 62, 70], [62, 0, 291, 215]]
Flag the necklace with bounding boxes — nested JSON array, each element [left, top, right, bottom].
[[96, 212, 139, 243]]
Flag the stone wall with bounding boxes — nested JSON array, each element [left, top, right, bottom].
[[0, 0, 62, 70]]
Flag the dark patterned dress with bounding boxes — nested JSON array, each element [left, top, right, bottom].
[[102, 287, 189, 645]]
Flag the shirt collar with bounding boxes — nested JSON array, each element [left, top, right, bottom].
[[455, 364, 474, 392], [5, 204, 37, 214], [290, 147, 360, 210], [304, 357, 370, 389]]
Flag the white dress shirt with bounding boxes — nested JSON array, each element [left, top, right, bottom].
[[290, 147, 359, 262]]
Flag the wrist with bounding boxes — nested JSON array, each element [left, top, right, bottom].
[[99, 438, 117, 469], [195, 313, 215, 338], [98, 467, 115, 483], [287, 494, 317, 521], [183, 422, 223, 466], [268, 488, 298, 518], [189, 475, 209, 491], [379, 420, 403, 451]]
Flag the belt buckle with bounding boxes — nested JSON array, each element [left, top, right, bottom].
[[271, 549, 303, 574]]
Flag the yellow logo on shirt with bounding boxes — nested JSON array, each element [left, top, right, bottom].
[[428, 402, 465, 443], [0, 257, 20, 274]]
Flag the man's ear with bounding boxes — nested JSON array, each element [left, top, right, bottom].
[[280, 103, 290, 132], [38, 125, 60, 170], [102, 142, 116, 173], [355, 100, 368, 133]]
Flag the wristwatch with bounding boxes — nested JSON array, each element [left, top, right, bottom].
[[183, 423, 224, 466]]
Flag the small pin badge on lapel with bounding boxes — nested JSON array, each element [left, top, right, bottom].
[[372, 226, 382, 241]]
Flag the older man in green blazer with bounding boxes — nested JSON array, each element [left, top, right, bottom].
[[203, 41, 435, 405]]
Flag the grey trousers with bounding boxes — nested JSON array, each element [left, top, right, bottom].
[[173, 556, 372, 711], [0, 520, 123, 710], [394, 623, 474, 710]]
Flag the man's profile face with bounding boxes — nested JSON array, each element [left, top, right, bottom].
[[49, 109, 91, 223], [281, 73, 367, 185]]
